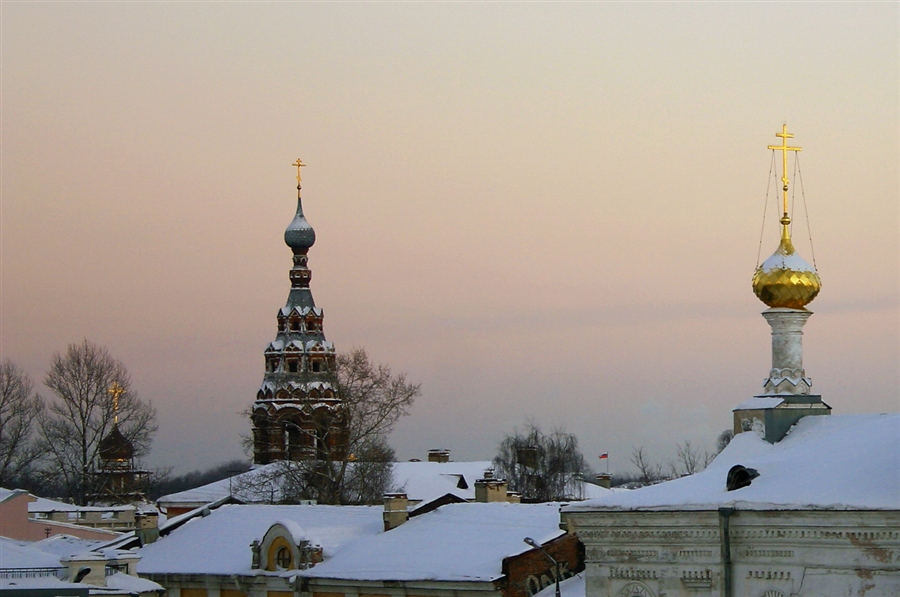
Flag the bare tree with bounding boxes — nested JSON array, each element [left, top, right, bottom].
[[493, 422, 589, 502], [239, 348, 419, 505], [630, 446, 664, 486], [667, 440, 712, 478], [0, 360, 45, 486], [38, 340, 157, 505]]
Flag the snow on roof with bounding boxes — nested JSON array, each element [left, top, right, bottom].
[[0, 487, 26, 503], [102, 571, 164, 595], [391, 460, 493, 503], [158, 461, 495, 509], [533, 573, 585, 597], [579, 482, 612, 499], [136, 504, 383, 576], [733, 396, 785, 410], [302, 502, 565, 582], [157, 463, 283, 507], [566, 413, 900, 513], [29, 496, 133, 513], [0, 536, 64, 568], [31, 534, 108, 558]]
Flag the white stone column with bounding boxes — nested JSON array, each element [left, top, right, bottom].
[[761, 308, 813, 395]]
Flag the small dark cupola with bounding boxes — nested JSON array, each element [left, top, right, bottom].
[[98, 424, 133, 462]]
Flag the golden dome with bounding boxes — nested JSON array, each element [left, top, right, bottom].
[[752, 222, 821, 309]]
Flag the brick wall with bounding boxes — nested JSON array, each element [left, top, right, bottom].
[[503, 534, 583, 597]]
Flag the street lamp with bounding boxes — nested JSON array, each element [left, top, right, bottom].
[[524, 537, 561, 597]]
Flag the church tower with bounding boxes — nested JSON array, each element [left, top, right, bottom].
[[251, 160, 347, 464], [91, 383, 150, 504], [734, 125, 831, 442]]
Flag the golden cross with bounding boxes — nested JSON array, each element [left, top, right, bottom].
[[292, 158, 306, 189], [108, 382, 125, 424], [767, 124, 802, 219]]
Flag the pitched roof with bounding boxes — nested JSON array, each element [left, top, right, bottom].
[[302, 502, 566, 582], [136, 504, 383, 576], [565, 413, 900, 513]]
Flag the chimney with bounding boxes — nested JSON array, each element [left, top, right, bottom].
[[595, 473, 611, 489], [427, 449, 450, 463], [475, 469, 509, 503], [135, 510, 160, 545], [383, 493, 409, 531]]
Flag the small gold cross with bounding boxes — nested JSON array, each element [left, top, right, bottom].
[[292, 158, 306, 188], [767, 124, 802, 217]]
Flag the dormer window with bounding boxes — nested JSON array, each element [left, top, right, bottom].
[[311, 361, 322, 373], [287, 361, 298, 373], [290, 320, 300, 332]]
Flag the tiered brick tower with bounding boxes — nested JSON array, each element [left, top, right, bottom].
[[251, 160, 347, 464]]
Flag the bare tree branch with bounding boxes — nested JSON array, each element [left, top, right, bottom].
[[239, 348, 418, 505], [493, 422, 590, 502], [0, 360, 44, 486]]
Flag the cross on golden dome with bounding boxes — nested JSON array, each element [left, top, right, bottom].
[[108, 382, 124, 424], [767, 124, 802, 224]]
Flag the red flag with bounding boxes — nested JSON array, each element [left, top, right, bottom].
[[599, 453, 608, 459]]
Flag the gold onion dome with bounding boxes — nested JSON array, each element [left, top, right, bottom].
[[753, 125, 821, 310], [752, 219, 821, 309]]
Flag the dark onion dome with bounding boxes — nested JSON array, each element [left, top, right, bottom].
[[98, 425, 134, 461], [284, 197, 316, 250]]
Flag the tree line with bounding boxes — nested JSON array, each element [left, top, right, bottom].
[[3, 339, 733, 507]]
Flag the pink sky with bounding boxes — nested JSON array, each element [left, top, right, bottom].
[[2, 3, 897, 474]]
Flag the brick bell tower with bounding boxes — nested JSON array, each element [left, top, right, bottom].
[[251, 159, 348, 464]]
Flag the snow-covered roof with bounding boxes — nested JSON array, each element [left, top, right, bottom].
[[158, 461, 495, 509], [566, 413, 900, 512], [30, 534, 108, 558], [733, 396, 785, 410], [0, 536, 162, 595], [302, 502, 565, 582], [29, 496, 133, 513], [136, 504, 383, 576], [0, 487, 27, 503], [391, 461, 493, 503], [0, 536, 63, 568], [100, 572, 163, 595], [156, 463, 284, 507]]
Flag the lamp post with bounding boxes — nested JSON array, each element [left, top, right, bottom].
[[524, 537, 561, 597]]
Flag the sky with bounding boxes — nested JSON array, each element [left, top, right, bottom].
[[2, 3, 897, 476]]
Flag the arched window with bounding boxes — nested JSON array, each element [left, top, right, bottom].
[[276, 546, 291, 569]]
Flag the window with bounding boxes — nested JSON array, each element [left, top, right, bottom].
[[288, 361, 298, 373], [290, 320, 300, 331], [311, 361, 321, 373], [275, 546, 292, 569]]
